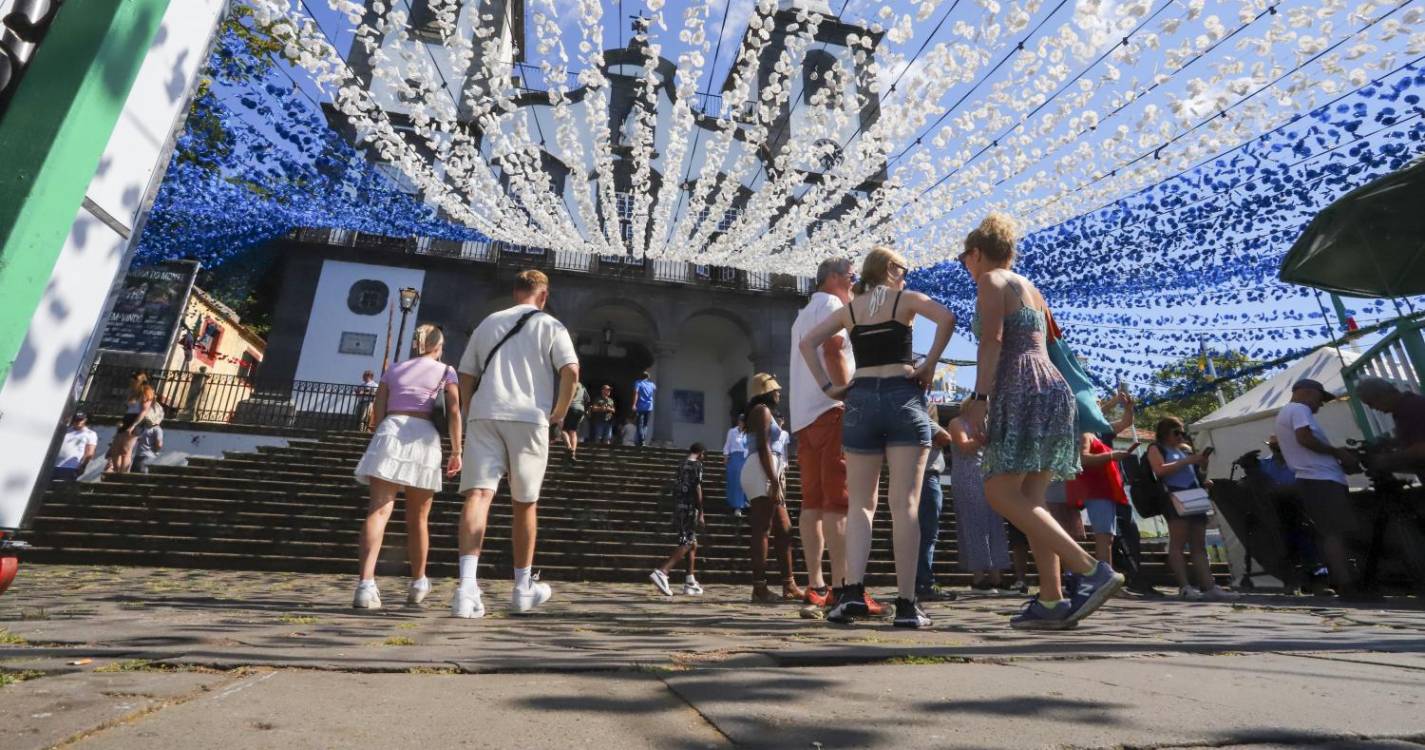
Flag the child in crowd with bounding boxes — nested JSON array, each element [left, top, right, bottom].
[[650, 443, 706, 596], [131, 418, 164, 475]]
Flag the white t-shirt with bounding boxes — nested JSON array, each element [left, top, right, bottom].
[[1274, 401, 1347, 485], [789, 292, 855, 432], [459, 304, 578, 426], [55, 427, 98, 469]]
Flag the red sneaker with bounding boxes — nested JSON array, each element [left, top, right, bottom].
[[805, 586, 830, 608], [864, 592, 885, 616]]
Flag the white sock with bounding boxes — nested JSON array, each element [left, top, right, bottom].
[[410, 577, 429, 589], [686, 575, 697, 584], [357, 578, 376, 588], [459, 555, 479, 591], [514, 566, 532, 590]]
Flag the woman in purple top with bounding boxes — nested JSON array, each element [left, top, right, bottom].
[[352, 324, 463, 610]]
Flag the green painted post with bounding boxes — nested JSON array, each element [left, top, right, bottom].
[[0, 0, 174, 387]]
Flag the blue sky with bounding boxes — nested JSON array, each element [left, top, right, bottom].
[[267, 0, 1422, 392]]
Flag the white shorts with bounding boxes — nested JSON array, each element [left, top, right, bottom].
[[459, 419, 549, 503], [740, 453, 786, 502]]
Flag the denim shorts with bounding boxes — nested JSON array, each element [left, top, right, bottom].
[[1083, 498, 1119, 536], [841, 377, 933, 454]]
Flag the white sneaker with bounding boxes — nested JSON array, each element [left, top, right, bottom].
[[1179, 585, 1204, 601], [511, 581, 553, 614], [1201, 586, 1241, 602], [353, 581, 381, 610], [650, 569, 672, 596], [407, 577, 431, 606], [683, 579, 704, 596], [451, 586, 485, 619]]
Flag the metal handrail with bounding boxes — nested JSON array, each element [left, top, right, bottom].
[[78, 364, 377, 432]]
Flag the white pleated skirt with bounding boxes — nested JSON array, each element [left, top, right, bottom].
[[355, 415, 443, 492]]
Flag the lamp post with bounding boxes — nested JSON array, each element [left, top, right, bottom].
[[393, 287, 420, 363]]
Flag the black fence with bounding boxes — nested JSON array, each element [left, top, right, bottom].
[[80, 364, 373, 432]]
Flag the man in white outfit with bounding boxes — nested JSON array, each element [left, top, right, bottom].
[[454, 270, 580, 617], [788, 257, 856, 608]]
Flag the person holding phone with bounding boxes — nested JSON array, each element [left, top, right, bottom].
[[1146, 417, 1235, 601]]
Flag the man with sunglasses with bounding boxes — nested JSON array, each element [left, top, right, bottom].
[[788, 257, 857, 611]]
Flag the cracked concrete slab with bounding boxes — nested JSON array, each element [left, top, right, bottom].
[[0, 669, 240, 750], [661, 654, 1425, 749], [67, 670, 729, 750]]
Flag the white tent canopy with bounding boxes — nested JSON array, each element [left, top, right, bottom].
[[1193, 345, 1365, 485]]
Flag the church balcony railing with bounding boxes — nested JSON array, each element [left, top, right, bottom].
[[289, 228, 810, 293], [78, 364, 377, 433]]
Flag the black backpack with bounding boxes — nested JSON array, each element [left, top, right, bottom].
[[1122, 449, 1168, 519]]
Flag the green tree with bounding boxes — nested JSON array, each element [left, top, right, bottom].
[[1136, 351, 1263, 430]]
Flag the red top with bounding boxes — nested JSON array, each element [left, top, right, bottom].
[[1067, 436, 1129, 508]]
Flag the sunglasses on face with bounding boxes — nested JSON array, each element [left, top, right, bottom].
[[1172, 429, 1186, 437], [890, 261, 909, 276]]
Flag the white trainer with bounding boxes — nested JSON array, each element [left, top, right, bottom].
[[1179, 585, 1204, 601], [511, 581, 553, 614], [451, 586, 485, 619], [407, 577, 431, 606], [683, 579, 704, 596], [650, 569, 672, 596], [352, 581, 381, 610]]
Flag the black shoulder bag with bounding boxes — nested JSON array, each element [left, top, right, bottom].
[[471, 309, 543, 396]]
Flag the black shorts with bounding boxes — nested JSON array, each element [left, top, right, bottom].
[[1005, 520, 1027, 546], [1296, 479, 1359, 537], [673, 504, 699, 546], [562, 410, 585, 432]]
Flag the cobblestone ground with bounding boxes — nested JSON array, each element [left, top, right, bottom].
[[3, 565, 1425, 749]]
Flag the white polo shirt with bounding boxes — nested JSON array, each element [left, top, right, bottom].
[[459, 304, 578, 427], [789, 292, 855, 432]]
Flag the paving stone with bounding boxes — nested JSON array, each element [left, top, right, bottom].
[[0, 669, 238, 750], [663, 654, 1425, 749], [70, 671, 729, 749]]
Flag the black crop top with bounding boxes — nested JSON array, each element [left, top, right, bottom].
[[848, 291, 914, 367]]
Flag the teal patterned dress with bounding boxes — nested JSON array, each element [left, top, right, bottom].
[[975, 306, 1080, 480]]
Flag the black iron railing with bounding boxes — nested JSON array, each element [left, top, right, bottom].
[[79, 364, 374, 432]]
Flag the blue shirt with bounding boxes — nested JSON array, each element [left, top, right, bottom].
[[1259, 455, 1296, 487], [1157, 444, 1200, 491], [635, 379, 657, 412]]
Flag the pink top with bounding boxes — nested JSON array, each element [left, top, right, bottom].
[[381, 357, 456, 414]]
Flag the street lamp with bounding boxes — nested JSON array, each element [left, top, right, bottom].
[[393, 287, 421, 362]]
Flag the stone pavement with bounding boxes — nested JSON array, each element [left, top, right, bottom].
[[2, 565, 1425, 749]]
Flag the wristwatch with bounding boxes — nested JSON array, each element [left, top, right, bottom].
[[966, 391, 989, 402]]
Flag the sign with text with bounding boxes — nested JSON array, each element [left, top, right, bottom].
[[98, 260, 200, 355]]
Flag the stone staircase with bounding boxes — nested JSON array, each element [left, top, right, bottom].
[[23, 429, 1220, 586]]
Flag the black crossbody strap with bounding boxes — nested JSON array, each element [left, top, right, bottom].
[[477, 310, 542, 386]]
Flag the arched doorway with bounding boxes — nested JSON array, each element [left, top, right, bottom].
[[573, 300, 658, 426], [667, 311, 753, 448]]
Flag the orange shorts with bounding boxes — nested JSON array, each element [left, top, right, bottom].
[[796, 407, 848, 514]]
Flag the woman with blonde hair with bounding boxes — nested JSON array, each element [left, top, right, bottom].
[[351, 323, 463, 609], [105, 372, 156, 474], [958, 213, 1123, 630], [800, 246, 957, 628]]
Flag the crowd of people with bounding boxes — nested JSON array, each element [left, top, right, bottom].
[[344, 214, 1160, 630]]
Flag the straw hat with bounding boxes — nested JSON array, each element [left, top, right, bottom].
[[748, 372, 782, 398]]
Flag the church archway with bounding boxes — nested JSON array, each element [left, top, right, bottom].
[[666, 311, 754, 448]]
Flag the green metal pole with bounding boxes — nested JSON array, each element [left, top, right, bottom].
[[0, 0, 174, 388]]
